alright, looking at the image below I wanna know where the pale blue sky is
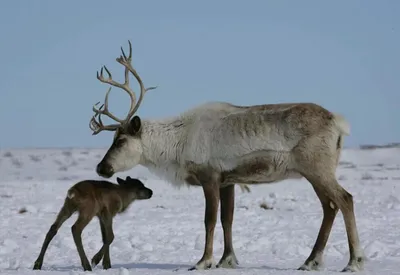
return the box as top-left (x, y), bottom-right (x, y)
top-left (0, 0), bottom-right (399, 148)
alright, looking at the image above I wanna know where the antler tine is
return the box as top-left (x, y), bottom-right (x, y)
top-left (96, 63), bottom-right (138, 124)
top-left (128, 68), bottom-right (158, 116)
top-left (91, 87), bottom-right (124, 123)
top-left (145, 86), bottom-right (158, 92)
top-left (89, 113), bottom-right (103, 135)
top-left (89, 112), bottom-right (120, 135)
top-left (120, 40), bottom-right (132, 63)
top-left (116, 40), bottom-right (157, 119)
top-left (89, 87), bottom-right (124, 135)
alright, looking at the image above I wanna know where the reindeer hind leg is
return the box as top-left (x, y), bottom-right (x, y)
top-left (298, 166), bottom-right (364, 272)
top-left (298, 184), bottom-right (338, 271)
top-left (294, 136), bottom-right (364, 272)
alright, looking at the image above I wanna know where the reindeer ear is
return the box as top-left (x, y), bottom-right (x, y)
top-left (128, 116), bottom-right (141, 135)
top-left (116, 177), bottom-right (125, 185)
top-left (126, 176), bottom-right (132, 181)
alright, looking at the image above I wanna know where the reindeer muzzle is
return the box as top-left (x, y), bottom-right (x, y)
top-left (96, 162), bottom-right (114, 178)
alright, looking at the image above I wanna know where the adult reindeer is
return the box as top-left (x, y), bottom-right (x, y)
top-left (90, 41), bottom-right (364, 272)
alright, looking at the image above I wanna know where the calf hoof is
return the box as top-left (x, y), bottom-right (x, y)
top-left (82, 263), bottom-right (92, 271)
top-left (103, 262), bottom-right (112, 270)
top-left (33, 260), bottom-right (42, 270)
top-left (91, 254), bottom-right (103, 268)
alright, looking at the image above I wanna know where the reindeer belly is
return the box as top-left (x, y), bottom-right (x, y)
top-left (221, 151), bottom-right (302, 185)
top-left (222, 161), bottom-right (282, 184)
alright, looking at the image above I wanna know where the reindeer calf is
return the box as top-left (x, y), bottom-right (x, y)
top-left (33, 176), bottom-right (153, 271)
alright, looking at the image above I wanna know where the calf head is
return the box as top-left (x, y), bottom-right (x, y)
top-left (116, 176), bottom-right (153, 200)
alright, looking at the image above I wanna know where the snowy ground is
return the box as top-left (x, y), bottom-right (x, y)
top-left (0, 147), bottom-right (399, 275)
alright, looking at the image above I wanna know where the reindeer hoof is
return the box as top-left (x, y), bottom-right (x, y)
top-left (298, 260), bottom-right (321, 271)
top-left (342, 265), bottom-right (361, 273)
top-left (188, 263), bottom-right (213, 271)
top-left (188, 258), bottom-right (216, 271)
top-left (342, 256), bottom-right (365, 272)
top-left (217, 253), bottom-right (239, 269)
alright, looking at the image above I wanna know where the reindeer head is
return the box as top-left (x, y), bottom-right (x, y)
top-left (89, 41), bottom-right (157, 178)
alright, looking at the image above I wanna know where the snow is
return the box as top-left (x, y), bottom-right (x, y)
top-left (0, 147), bottom-right (400, 275)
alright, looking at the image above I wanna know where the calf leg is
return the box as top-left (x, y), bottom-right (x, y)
top-left (239, 184), bottom-right (250, 193)
top-left (33, 200), bottom-right (75, 270)
top-left (100, 214), bottom-right (114, 269)
top-left (71, 214), bottom-right (93, 271)
top-left (217, 184), bottom-right (238, 268)
top-left (91, 218), bottom-right (107, 268)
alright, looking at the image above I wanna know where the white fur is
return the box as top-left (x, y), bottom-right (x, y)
top-left (99, 100), bottom-right (363, 272)
top-left (67, 190), bottom-right (75, 199)
top-left (332, 113), bottom-right (351, 136)
top-left (106, 101), bottom-right (348, 188)
top-left (109, 135), bottom-right (143, 172)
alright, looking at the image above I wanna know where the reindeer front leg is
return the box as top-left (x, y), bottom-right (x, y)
top-left (189, 179), bottom-right (220, 270)
top-left (217, 184), bottom-right (238, 268)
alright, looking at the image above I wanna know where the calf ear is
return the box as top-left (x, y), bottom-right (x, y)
top-left (128, 116), bottom-right (141, 135)
top-left (116, 177), bottom-right (125, 185)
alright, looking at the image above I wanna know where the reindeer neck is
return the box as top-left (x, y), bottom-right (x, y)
top-left (140, 118), bottom-right (186, 166)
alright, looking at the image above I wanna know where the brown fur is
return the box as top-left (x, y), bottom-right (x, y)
top-left (32, 177), bottom-right (152, 271)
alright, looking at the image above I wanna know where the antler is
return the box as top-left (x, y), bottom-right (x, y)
top-left (89, 40), bottom-right (157, 135)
